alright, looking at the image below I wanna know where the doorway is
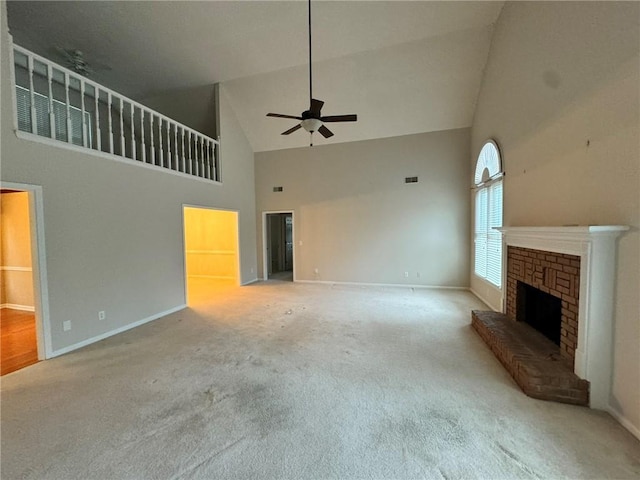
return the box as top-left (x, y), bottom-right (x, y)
top-left (183, 206), bottom-right (240, 305)
top-left (1, 187), bottom-right (48, 374)
top-left (263, 212), bottom-right (294, 281)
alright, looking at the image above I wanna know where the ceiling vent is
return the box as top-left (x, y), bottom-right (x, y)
top-left (273, 186), bottom-right (283, 192)
top-left (405, 176), bottom-right (418, 184)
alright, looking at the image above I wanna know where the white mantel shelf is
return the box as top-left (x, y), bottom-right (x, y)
top-left (496, 225), bottom-right (629, 410)
top-left (498, 225), bottom-right (628, 247)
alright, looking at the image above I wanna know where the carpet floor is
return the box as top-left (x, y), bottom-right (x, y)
top-left (1, 281), bottom-right (639, 479)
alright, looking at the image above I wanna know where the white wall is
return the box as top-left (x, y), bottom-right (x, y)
top-left (0, 3), bottom-right (257, 354)
top-left (255, 128), bottom-right (471, 287)
top-left (139, 84), bottom-right (218, 139)
top-left (471, 2), bottom-right (639, 435)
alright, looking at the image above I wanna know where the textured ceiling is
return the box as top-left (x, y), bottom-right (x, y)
top-left (6, 1), bottom-right (504, 152)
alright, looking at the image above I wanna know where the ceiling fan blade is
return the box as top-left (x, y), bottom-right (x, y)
top-left (318, 125), bottom-right (334, 138)
top-left (310, 99), bottom-right (324, 116)
top-left (267, 113), bottom-right (303, 120)
top-left (282, 124), bottom-right (302, 135)
top-left (321, 114), bottom-right (358, 123)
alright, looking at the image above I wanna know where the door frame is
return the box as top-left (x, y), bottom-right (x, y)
top-left (181, 204), bottom-right (241, 304)
top-left (262, 210), bottom-right (295, 281)
top-left (1, 181), bottom-right (52, 359)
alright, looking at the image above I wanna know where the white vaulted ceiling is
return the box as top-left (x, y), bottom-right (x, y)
top-left (6, 1), bottom-right (504, 152)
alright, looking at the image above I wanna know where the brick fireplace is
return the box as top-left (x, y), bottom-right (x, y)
top-left (496, 226), bottom-right (628, 409)
top-left (506, 246), bottom-right (580, 365)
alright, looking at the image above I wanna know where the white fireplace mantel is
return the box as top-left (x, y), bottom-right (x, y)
top-left (497, 225), bottom-right (629, 409)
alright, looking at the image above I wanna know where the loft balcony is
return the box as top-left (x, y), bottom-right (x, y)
top-left (10, 43), bottom-right (220, 182)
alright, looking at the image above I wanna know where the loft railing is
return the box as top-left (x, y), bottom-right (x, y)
top-left (11, 44), bottom-right (220, 182)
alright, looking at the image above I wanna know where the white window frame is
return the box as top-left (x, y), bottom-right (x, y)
top-left (474, 140), bottom-right (503, 288)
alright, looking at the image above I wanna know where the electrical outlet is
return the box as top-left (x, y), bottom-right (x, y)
top-left (314, 268), bottom-right (319, 275)
top-left (63, 320), bottom-right (71, 331)
top-left (98, 310), bottom-right (106, 321)
top-left (404, 271), bottom-right (409, 278)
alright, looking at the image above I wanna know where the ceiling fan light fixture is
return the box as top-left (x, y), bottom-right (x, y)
top-left (301, 118), bottom-right (322, 133)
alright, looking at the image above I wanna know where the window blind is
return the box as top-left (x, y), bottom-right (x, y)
top-left (16, 85), bottom-right (91, 148)
top-left (474, 179), bottom-right (503, 288)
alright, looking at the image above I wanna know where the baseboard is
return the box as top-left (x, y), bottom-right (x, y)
top-left (49, 304), bottom-right (187, 358)
top-left (295, 279), bottom-right (469, 290)
top-left (607, 405), bottom-right (640, 441)
top-left (241, 278), bottom-right (260, 286)
top-left (469, 288), bottom-right (500, 311)
top-left (1, 303), bottom-right (35, 312)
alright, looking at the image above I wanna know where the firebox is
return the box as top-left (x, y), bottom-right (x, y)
top-left (516, 281), bottom-right (562, 345)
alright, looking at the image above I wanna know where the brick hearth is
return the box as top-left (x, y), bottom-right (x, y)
top-left (472, 310), bottom-right (589, 406)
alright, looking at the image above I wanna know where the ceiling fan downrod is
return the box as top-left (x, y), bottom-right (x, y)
top-left (308, 0), bottom-right (313, 106)
top-left (265, 0), bottom-right (358, 144)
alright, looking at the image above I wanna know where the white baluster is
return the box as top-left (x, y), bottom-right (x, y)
top-left (200, 136), bottom-right (205, 177)
top-left (187, 131), bottom-right (192, 174)
top-left (166, 121), bottom-right (171, 168)
top-left (27, 55), bottom-right (37, 134)
top-left (180, 129), bottom-right (186, 173)
top-left (46, 64), bottom-right (55, 139)
top-left (64, 72), bottom-right (72, 143)
top-left (214, 143), bottom-right (219, 181)
top-left (107, 92), bottom-right (114, 153)
top-left (119, 98), bottom-right (125, 155)
top-left (140, 110), bottom-right (146, 163)
top-left (193, 135), bottom-right (199, 177)
top-left (194, 133), bottom-right (198, 176)
top-left (210, 141), bottom-right (215, 180)
top-left (149, 114), bottom-right (155, 165)
top-left (81, 82), bottom-right (87, 147)
top-left (203, 139), bottom-right (209, 179)
top-left (202, 137), bottom-right (210, 178)
top-left (130, 104), bottom-right (136, 160)
top-left (158, 118), bottom-right (164, 167)
top-left (94, 88), bottom-right (102, 151)
top-left (174, 125), bottom-right (179, 170)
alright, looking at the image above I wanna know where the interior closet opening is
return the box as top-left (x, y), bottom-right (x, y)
top-left (263, 212), bottom-right (294, 282)
top-left (183, 206), bottom-right (240, 306)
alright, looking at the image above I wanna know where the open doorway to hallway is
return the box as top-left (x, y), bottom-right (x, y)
top-left (183, 206), bottom-right (240, 306)
top-left (1, 190), bottom-right (38, 375)
top-left (264, 212), bottom-right (294, 282)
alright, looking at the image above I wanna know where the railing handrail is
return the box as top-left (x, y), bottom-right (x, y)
top-left (12, 44), bottom-right (219, 145)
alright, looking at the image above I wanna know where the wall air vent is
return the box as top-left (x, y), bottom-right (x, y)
top-left (273, 186), bottom-right (283, 192)
top-left (405, 176), bottom-right (418, 184)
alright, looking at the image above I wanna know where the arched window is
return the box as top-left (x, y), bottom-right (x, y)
top-left (474, 140), bottom-right (503, 287)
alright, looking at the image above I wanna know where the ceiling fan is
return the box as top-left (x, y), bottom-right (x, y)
top-left (267, 0), bottom-right (357, 146)
top-left (52, 47), bottom-right (111, 77)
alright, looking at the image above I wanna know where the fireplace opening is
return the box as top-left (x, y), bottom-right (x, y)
top-left (516, 281), bottom-right (562, 346)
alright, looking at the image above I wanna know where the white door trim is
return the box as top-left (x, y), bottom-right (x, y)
top-left (262, 210), bottom-right (295, 282)
top-left (1, 181), bottom-right (52, 359)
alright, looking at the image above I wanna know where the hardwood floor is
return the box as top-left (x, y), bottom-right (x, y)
top-left (1, 308), bottom-right (38, 375)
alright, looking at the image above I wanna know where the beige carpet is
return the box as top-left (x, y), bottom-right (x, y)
top-left (2, 282), bottom-right (639, 479)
